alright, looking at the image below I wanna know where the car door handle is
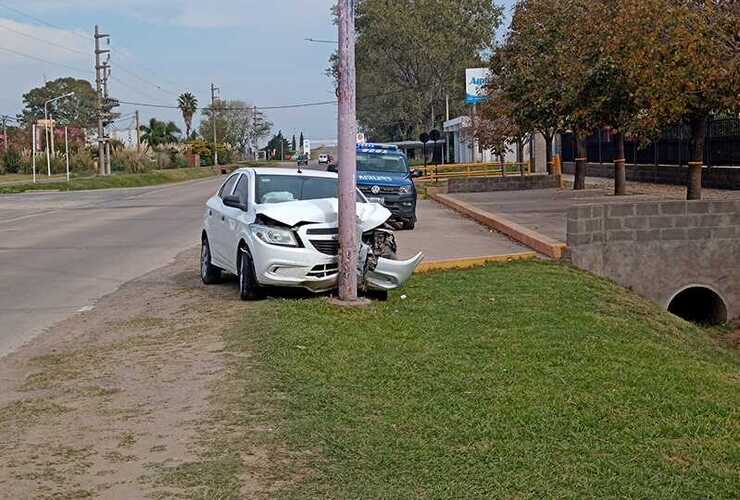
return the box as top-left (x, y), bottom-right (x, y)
top-left (209, 209), bottom-right (212, 216)
top-left (221, 215), bottom-right (225, 221)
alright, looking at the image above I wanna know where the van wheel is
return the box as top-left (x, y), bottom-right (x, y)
top-left (201, 237), bottom-right (221, 284)
top-left (239, 249), bottom-right (263, 301)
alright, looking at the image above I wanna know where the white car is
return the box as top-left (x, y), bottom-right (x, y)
top-left (318, 154), bottom-right (329, 164)
top-left (201, 168), bottom-right (423, 300)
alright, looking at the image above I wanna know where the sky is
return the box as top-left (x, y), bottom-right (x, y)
top-left (0, 0), bottom-right (516, 145)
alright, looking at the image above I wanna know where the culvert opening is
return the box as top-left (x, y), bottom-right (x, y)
top-left (668, 287), bottom-right (728, 325)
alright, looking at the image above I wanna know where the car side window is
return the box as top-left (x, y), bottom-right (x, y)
top-left (234, 175), bottom-right (249, 207)
top-left (218, 174), bottom-right (239, 199)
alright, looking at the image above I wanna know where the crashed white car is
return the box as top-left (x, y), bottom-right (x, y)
top-left (201, 168), bottom-right (423, 300)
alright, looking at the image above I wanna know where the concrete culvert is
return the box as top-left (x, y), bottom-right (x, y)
top-left (668, 286), bottom-right (728, 325)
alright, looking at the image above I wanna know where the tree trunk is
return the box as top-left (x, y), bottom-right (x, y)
top-left (517, 140), bottom-right (524, 176)
top-left (614, 131), bottom-right (627, 196)
top-left (574, 133), bottom-right (587, 190)
top-left (545, 133), bottom-right (553, 174)
top-left (687, 116), bottom-right (706, 201)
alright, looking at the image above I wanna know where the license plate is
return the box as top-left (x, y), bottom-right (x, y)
top-left (367, 197), bottom-right (385, 205)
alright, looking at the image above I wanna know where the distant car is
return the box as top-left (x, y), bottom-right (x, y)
top-left (296, 154), bottom-right (309, 167)
top-left (318, 154), bottom-right (329, 164)
top-left (200, 168), bottom-right (423, 301)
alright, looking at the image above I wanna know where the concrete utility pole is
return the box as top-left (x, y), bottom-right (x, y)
top-left (31, 124), bottom-right (37, 184)
top-left (1, 116), bottom-right (7, 153)
top-left (135, 110), bottom-right (141, 153)
top-left (211, 83), bottom-right (220, 166)
top-left (64, 126), bottom-right (70, 182)
top-left (336, 0), bottom-right (358, 302)
top-left (102, 59), bottom-right (112, 175)
top-left (95, 25), bottom-right (110, 176)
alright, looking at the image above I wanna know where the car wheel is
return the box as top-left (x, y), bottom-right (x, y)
top-left (239, 249), bottom-right (263, 301)
top-left (201, 237), bottom-right (221, 284)
top-left (404, 218), bottom-right (416, 230)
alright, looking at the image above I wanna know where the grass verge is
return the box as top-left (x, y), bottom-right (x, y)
top-left (224, 260), bottom-right (739, 498)
top-left (0, 167), bottom-right (223, 193)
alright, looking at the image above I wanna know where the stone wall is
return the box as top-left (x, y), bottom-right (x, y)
top-left (562, 162), bottom-right (740, 190)
top-left (567, 200), bottom-right (740, 320)
top-left (447, 174), bottom-right (561, 194)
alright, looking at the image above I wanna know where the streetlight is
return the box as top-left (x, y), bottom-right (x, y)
top-left (44, 92), bottom-right (75, 176)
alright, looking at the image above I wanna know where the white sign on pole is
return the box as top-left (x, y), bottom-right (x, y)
top-left (465, 68), bottom-right (491, 104)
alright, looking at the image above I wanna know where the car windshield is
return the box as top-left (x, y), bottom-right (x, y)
top-left (255, 174), bottom-right (366, 204)
top-left (357, 153), bottom-right (408, 173)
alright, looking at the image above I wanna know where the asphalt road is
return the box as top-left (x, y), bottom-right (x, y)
top-left (0, 175), bottom-right (226, 356)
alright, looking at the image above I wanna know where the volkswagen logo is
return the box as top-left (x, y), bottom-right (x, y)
top-left (371, 185), bottom-right (381, 195)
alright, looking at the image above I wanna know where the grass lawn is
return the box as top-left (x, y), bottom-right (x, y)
top-left (0, 167), bottom-right (223, 193)
top-left (221, 261), bottom-right (739, 499)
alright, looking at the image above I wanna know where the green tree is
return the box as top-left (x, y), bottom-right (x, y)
top-left (264, 131), bottom-right (290, 160)
top-left (331, 0), bottom-right (503, 141)
top-left (291, 134), bottom-right (297, 152)
top-left (612, 0), bottom-right (739, 199)
top-left (177, 92), bottom-right (198, 139)
top-left (199, 100), bottom-right (272, 155)
top-left (299, 131), bottom-right (304, 151)
top-left (18, 77), bottom-right (104, 129)
top-left (139, 118), bottom-right (181, 148)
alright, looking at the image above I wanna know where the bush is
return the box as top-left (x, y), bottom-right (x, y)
top-left (0, 148), bottom-right (22, 174)
top-left (71, 149), bottom-right (97, 176)
top-left (111, 150), bottom-right (150, 174)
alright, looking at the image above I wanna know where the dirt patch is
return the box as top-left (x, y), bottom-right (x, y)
top-left (0, 248), bottom-right (290, 498)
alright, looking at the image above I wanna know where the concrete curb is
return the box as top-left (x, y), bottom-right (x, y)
top-left (431, 192), bottom-right (567, 260)
top-left (415, 252), bottom-right (538, 273)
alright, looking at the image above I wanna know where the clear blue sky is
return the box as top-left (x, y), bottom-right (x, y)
top-left (0, 0), bottom-right (515, 143)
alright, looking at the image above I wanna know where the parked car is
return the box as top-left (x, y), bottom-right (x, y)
top-left (201, 168), bottom-right (423, 300)
top-left (329, 144), bottom-right (420, 229)
top-left (318, 153), bottom-right (329, 164)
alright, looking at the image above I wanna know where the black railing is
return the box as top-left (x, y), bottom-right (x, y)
top-left (561, 118), bottom-right (740, 167)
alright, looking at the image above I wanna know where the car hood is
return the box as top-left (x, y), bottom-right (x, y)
top-left (256, 198), bottom-right (392, 232)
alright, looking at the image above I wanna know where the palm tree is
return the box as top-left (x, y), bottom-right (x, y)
top-left (177, 92), bottom-right (198, 139)
top-left (139, 118), bottom-right (181, 148)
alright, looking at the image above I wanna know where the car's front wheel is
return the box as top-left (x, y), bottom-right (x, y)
top-left (239, 249), bottom-right (263, 301)
top-left (201, 237), bottom-right (221, 284)
top-left (403, 218), bottom-right (416, 230)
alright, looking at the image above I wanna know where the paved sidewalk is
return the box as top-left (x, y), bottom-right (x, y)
top-left (395, 200), bottom-right (530, 260)
top-left (562, 174), bottom-right (740, 200)
top-left (447, 189), bottom-right (667, 243)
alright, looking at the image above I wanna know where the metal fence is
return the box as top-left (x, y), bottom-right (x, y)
top-left (561, 118), bottom-right (740, 167)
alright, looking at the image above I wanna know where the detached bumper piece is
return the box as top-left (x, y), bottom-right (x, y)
top-left (365, 253), bottom-right (424, 290)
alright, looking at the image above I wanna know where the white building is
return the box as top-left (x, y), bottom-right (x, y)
top-left (443, 115), bottom-right (549, 173)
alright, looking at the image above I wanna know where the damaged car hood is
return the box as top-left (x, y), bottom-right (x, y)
top-left (255, 198), bottom-right (392, 232)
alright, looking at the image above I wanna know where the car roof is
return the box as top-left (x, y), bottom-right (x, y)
top-left (234, 167), bottom-right (338, 178)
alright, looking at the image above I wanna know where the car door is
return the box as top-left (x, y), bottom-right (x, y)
top-left (208, 173), bottom-right (240, 269)
top-left (221, 173), bottom-right (251, 270)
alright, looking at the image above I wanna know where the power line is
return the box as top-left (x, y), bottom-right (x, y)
top-left (0, 45), bottom-right (92, 75)
top-left (116, 99), bottom-right (339, 111)
top-left (0, 23), bottom-right (89, 56)
top-left (0, 2), bottom-right (92, 40)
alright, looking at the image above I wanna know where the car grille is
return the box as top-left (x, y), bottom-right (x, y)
top-left (359, 185), bottom-right (398, 195)
top-left (307, 263), bottom-right (339, 278)
top-left (310, 239), bottom-right (339, 255)
top-left (306, 227), bottom-right (338, 235)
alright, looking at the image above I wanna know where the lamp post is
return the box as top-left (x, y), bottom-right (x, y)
top-left (43, 92), bottom-right (75, 176)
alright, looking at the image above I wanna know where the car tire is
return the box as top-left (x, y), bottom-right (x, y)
top-left (239, 249), bottom-right (263, 301)
top-left (201, 237), bottom-right (221, 284)
top-left (404, 218), bottom-right (416, 230)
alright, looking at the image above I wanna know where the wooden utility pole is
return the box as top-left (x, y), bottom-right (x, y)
top-left (1, 116), bottom-right (7, 153)
top-left (336, 0), bottom-right (358, 301)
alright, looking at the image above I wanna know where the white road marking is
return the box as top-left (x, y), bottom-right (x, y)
top-left (78, 305), bottom-right (94, 312)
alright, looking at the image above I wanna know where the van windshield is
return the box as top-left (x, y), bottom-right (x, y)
top-left (357, 153), bottom-right (408, 173)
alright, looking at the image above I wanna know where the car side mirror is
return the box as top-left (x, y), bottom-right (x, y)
top-left (411, 168), bottom-right (423, 178)
top-left (222, 195), bottom-right (246, 211)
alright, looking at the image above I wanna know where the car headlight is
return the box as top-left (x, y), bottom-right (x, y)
top-left (250, 224), bottom-right (299, 247)
top-left (399, 184), bottom-right (412, 194)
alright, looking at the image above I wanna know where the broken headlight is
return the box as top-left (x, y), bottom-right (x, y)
top-left (250, 224), bottom-right (299, 247)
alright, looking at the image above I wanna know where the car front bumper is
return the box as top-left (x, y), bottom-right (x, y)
top-left (360, 189), bottom-right (417, 220)
top-left (250, 228), bottom-right (423, 293)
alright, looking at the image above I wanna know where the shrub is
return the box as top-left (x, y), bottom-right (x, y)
top-left (71, 149), bottom-right (97, 176)
top-left (1, 148), bottom-right (22, 174)
top-left (111, 150), bottom-right (151, 174)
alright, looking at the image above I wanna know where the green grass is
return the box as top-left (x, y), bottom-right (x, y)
top-left (225, 261), bottom-right (739, 499)
top-left (0, 167), bottom-right (223, 193)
